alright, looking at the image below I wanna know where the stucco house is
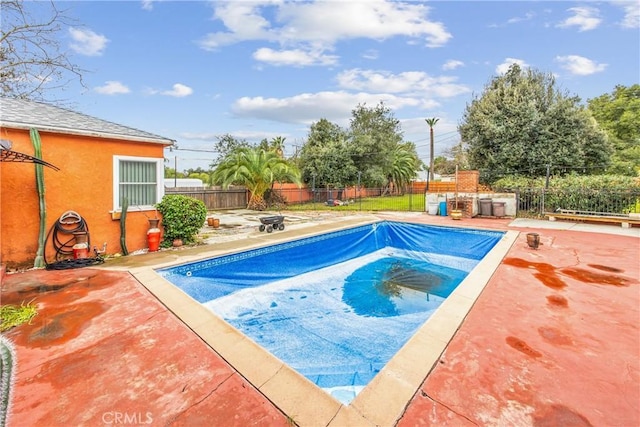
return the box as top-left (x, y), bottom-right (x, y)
top-left (0, 97), bottom-right (175, 270)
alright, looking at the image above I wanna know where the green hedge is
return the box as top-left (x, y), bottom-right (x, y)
top-left (493, 174), bottom-right (640, 191)
top-left (156, 195), bottom-right (207, 247)
top-left (494, 174), bottom-right (640, 214)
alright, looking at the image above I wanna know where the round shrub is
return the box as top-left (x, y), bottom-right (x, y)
top-left (156, 195), bottom-right (207, 246)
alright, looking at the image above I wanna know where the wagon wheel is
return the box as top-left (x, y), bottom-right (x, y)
top-left (259, 224), bottom-right (265, 232)
top-left (278, 223), bottom-right (285, 231)
top-left (267, 225), bottom-right (273, 233)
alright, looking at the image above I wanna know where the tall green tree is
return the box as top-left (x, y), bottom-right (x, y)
top-left (298, 118), bottom-right (356, 189)
top-left (212, 147), bottom-right (301, 210)
top-left (588, 84), bottom-right (640, 176)
top-left (347, 102), bottom-right (407, 187)
top-left (298, 104), bottom-right (420, 190)
top-left (210, 133), bottom-right (251, 168)
top-left (425, 117), bottom-right (439, 180)
top-left (443, 141), bottom-right (469, 171)
top-left (258, 136), bottom-right (286, 158)
top-left (459, 64), bottom-right (611, 184)
top-left (433, 155), bottom-right (456, 175)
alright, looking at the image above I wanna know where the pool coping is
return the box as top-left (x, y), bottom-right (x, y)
top-left (130, 218), bottom-right (519, 426)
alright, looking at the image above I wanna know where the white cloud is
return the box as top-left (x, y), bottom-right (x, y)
top-left (557, 7), bottom-right (601, 31)
top-left (68, 28), bottom-right (109, 56)
top-left (495, 58), bottom-right (529, 74)
top-left (442, 60), bottom-right (464, 71)
top-left (488, 11), bottom-right (535, 28)
top-left (198, 2), bottom-right (278, 50)
top-left (556, 55), bottom-right (607, 75)
top-left (141, 1), bottom-right (154, 11)
top-left (336, 69), bottom-right (470, 98)
top-left (507, 12), bottom-right (535, 24)
top-left (612, 1), bottom-right (640, 28)
top-left (253, 47), bottom-right (338, 66)
top-left (229, 66), bottom-right (470, 126)
top-left (231, 91), bottom-right (426, 126)
top-left (276, 1), bottom-right (451, 47)
top-left (161, 83), bottom-right (194, 97)
top-left (362, 49), bottom-right (379, 60)
top-left (198, 0), bottom-right (452, 66)
top-left (94, 81), bottom-right (130, 95)
top-left (162, 83), bottom-right (194, 97)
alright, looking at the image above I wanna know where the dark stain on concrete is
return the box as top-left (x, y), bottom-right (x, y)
top-left (538, 326), bottom-right (573, 346)
top-left (546, 294), bottom-right (569, 308)
top-left (13, 301), bottom-right (106, 348)
top-left (533, 403), bottom-right (593, 427)
top-left (505, 258), bottom-right (635, 290)
top-left (2, 271), bottom-right (112, 305)
top-left (587, 264), bottom-right (623, 273)
top-left (504, 258), bottom-right (567, 290)
top-left (2, 270), bottom-right (114, 348)
top-left (534, 272), bottom-right (567, 290)
top-left (560, 267), bottom-right (633, 287)
top-left (505, 336), bottom-right (542, 358)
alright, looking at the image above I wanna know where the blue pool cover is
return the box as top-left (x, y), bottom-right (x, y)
top-left (158, 221), bottom-right (503, 404)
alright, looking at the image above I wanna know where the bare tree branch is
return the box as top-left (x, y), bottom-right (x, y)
top-left (0, 0), bottom-right (88, 102)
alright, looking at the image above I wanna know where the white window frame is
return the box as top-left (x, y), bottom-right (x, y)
top-left (112, 155), bottom-right (164, 212)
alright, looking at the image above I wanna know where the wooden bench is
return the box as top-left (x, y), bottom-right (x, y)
top-left (544, 210), bottom-right (640, 228)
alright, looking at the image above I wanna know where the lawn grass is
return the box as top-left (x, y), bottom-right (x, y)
top-left (282, 193), bottom-right (425, 212)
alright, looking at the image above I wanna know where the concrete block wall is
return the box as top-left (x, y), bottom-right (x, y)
top-left (425, 192), bottom-right (517, 217)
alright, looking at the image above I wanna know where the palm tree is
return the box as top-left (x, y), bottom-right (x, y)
top-left (270, 136), bottom-right (286, 158)
top-left (390, 145), bottom-right (418, 194)
top-left (212, 147), bottom-right (301, 210)
top-left (425, 117), bottom-right (439, 181)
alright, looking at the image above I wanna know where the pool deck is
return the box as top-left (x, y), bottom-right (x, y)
top-left (2, 212), bottom-right (638, 426)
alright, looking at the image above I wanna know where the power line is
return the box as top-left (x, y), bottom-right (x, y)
top-left (168, 147), bottom-right (221, 153)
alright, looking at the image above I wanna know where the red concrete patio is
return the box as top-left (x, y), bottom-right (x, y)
top-left (1, 213), bottom-right (638, 426)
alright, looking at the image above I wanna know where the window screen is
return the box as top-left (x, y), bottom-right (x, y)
top-left (119, 160), bottom-right (157, 207)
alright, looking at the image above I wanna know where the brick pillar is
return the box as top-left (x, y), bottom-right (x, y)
top-left (456, 170), bottom-right (479, 192)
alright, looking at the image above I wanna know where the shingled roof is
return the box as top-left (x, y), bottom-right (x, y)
top-left (0, 97), bottom-right (175, 145)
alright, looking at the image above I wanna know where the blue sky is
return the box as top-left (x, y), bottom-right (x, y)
top-left (35, 1), bottom-right (640, 172)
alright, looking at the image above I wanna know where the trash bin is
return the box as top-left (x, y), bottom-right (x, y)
top-left (439, 201), bottom-right (447, 216)
top-left (479, 198), bottom-right (493, 216)
top-left (428, 202), bottom-right (439, 215)
top-left (492, 202), bottom-right (506, 218)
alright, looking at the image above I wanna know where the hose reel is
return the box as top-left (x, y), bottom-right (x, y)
top-left (44, 210), bottom-right (105, 270)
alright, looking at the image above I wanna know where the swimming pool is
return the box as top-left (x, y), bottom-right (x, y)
top-left (158, 221), bottom-right (504, 404)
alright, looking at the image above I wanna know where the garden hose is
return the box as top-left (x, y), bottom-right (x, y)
top-left (43, 211), bottom-right (103, 270)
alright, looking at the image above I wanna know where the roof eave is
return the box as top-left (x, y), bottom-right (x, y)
top-left (0, 121), bottom-right (176, 146)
